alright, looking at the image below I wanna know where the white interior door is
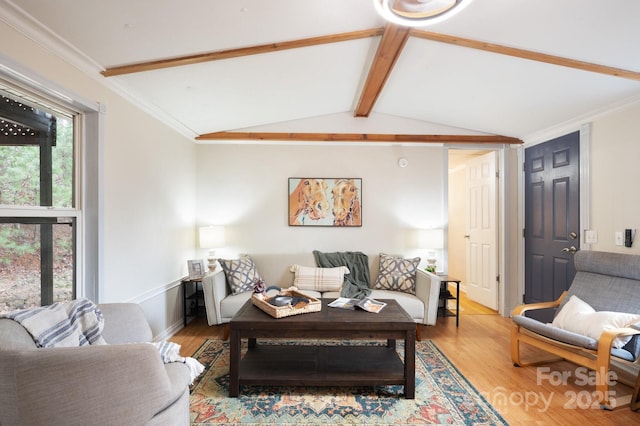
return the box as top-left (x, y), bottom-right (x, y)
top-left (466, 152), bottom-right (498, 310)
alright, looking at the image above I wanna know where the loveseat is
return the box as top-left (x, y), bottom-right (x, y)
top-left (511, 250), bottom-right (640, 409)
top-left (202, 252), bottom-right (441, 327)
top-left (0, 303), bottom-right (191, 425)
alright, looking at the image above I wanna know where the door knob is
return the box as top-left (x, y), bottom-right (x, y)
top-left (562, 246), bottom-right (578, 253)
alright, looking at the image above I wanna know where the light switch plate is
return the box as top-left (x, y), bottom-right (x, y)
top-left (615, 231), bottom-right (624, 246)
top-left (584, 230), bottom-right (597, 244)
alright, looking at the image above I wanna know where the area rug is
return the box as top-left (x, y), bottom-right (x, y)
top-left (189, 339), bottom-right (507, 425)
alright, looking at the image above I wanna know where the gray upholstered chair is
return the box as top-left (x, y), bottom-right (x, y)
top-left (0, 303), bottom-right (190, 425)
top-left (511, 251), bottom-right (640, 410)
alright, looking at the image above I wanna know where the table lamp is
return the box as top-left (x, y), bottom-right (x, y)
top-left (199, 225), bottom-right (226, 272)
top-left (419, 228), bottom-right (444, 273)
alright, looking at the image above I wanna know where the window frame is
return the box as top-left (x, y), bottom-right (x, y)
top-left (0, 57), bottom-right (102, 303)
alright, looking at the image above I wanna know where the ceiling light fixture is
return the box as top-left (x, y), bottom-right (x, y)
top-left (373, 0), bottom-right (473, 27)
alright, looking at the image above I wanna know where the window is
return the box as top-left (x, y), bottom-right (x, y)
top-left (0, 82), bottom-right (79, 313)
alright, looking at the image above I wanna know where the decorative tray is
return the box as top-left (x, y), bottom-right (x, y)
top-left (251, 287), bottom-right (321, 319)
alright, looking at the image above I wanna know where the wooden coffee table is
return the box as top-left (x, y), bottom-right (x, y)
top-left (229, 298), bottom-right (416, 398)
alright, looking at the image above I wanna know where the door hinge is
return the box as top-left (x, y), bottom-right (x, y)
top-left (522, 294), bottom-right (526, 303)
top-left (496, 275), bottom-right (500, 284)
top-left (523, 228), bottom-right (526, 238)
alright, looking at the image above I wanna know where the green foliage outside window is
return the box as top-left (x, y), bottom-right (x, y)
top-left (0, 119), bottom-right (73, 208)
top-left (0, 116), bottom-right (75, 311)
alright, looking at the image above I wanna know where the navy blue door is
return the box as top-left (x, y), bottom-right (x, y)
top-left (524, 131), bottom-right (580, 321)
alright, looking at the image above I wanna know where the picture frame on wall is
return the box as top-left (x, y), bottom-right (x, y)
top-left (187, 259), bottom-right (206, 279)
top-left (288, 178), bottom-right (362, 227)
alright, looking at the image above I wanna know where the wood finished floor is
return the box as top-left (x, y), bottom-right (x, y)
top-left (172, 303), bottom-right (639, 425)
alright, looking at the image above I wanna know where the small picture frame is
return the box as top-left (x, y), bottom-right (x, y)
top-left (187, 259), bottom-right (206, 279)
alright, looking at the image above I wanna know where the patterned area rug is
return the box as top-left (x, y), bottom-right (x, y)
top-left (189, 339), bottom-right (507, 425)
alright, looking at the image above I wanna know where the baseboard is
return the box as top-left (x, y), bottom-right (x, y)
top-left (154, 319), bottom-right (184, 342)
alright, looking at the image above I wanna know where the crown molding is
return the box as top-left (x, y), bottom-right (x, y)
top-left (522, 93), bottom-right (640, 146)
top-left (0, 1), bottom-right (103, 76)
top-left (0, 0), bottom-right (197, 140)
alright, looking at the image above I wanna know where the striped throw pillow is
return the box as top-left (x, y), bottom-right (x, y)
top-left (290, 265), bottom-right (350, 292)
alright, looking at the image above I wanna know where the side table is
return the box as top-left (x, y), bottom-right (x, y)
top-left (437, 275), bottom-right (460, 327)
top-left (182, 277), bottom-right (204, 326)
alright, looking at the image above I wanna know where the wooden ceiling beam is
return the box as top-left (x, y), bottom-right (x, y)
top-left (101, 28), bottom-right (384, 77)
top-left (101, 26), bottom-right (640, 82)
top-left (196, 131), bottom-right (522, 144)
top-left (354, 23), bottom-right (411, 117)
top-left (412, 30), bottom-right (640, 81)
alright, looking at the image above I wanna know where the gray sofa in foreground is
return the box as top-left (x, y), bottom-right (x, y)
top-left (0, 303), bottom-right (190, 426)
top-left (511, 250), bottom-right (640, 409)
top-left (202, 252), bottom-right (441, 327)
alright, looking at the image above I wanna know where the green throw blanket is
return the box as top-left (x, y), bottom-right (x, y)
top-left (313, 250), bottom-right (372, 298)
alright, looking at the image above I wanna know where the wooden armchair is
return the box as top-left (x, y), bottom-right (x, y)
top-left (511, 251), bottom-right (640, 410)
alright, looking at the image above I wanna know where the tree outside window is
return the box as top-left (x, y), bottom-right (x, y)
top-left (0, 91), bottom-right (76, 313)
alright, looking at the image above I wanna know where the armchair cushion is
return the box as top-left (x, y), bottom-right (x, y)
top-left (220, 255), bottom-right (263, 295)
top-left (373, 253), bottom-right (421, 295)
top-left (513, 314), bottom-right (598, 349)
top-left (551, 295), bottom-right (640, 348)
top-left (620, 328), bottom-right (640, 361)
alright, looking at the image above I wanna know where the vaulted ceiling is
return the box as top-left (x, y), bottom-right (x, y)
top-left (2, 0), bottom-right (640, 145)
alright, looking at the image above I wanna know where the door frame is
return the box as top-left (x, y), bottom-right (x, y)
top-left (514, 124), bottom-right (592, 312)
top-left (446, 146), bottom-right (512, 315)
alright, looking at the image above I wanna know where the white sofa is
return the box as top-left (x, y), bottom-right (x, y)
top-left (202, 252), bottom-right (441, 326)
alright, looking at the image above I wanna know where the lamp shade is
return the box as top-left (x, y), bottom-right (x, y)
top-left (199, 226), bottom-right (225, 249)
top-left (419, 228), bottom-right (444, 249)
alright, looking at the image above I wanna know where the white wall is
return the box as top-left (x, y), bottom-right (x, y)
top-left (196, 143), bottom-right (445, 263)
top-left (589, 102), bottom-right (640, 254)
top-left (0, 19), bottom-right (197, 337)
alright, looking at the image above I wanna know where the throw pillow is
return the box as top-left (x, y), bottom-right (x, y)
top-left (552, 295), bottom-right (640, 348)
top-left (219, 255), bottom-right (263, 295)
top-left (373, 253), bottom-right (420, 295)
top-left (552, 295), bottom-right (595, 327)
top-left (290, 265), bottom-right (350, 292)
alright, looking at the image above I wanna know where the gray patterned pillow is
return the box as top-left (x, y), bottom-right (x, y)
top-left (219, 255), bottom-right (263, 295)
top-left (373, 253), bottom-right (421, 295)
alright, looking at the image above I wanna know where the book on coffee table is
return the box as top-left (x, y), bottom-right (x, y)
top-left (328, 297), bottom-right (387, 313)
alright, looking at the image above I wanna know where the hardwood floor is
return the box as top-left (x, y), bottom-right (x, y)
top-left (172, 312), bottom-right (639, 425)
top-left (455, 286), bottom-right (499, 315)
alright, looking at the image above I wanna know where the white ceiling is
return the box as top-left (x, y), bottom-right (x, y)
top-left (2, 0), bottom-right (640, 142)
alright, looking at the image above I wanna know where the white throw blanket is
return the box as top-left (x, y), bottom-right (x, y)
top-left (152, 340), bottom-right (205, 384)
top-left (3, 298), bottom-right (204, 383)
